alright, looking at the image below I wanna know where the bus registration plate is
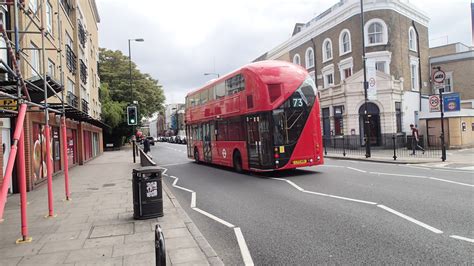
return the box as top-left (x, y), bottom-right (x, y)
top-left (292, 159), bottom-right (307, 165)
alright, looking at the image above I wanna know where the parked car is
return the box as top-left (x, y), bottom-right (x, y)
top-left (177, 135), bottom-right (186, 144)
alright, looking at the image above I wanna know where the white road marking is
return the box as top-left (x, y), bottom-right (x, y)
top-left (450, 235), bottom-right (474, 243)
top-left (272, 178), bottom-right (304, 191)
top-left (192, 207), bottom-right (235, 228)
top-left (347, 167), bottom-right (367, 173)
top-left (191, 192), bottom-right (196, 208)
top-left (377, 205), bottom-right (443, 234)
top-left (162, 168), bottom-right (168, 175)
top-left (159, 162), bottom-right (190, 167)
top-left (302, 190), bottom-right (328, 197)
top-left (326, 194), bottom-right (377, 205)
top-left (164, 173), bottom-right (252, 264)
top-left (459, 166), bottom-right (474, 171)
top-left (371, 172), bottom-right (473, 187)
top-left (234, 227), bottom-right (255, 266)
top-left (320, 165), bottom-right (345, 168)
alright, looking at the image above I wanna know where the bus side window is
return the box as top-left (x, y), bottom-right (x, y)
top-left (215, 82), bottom-right (225, 99)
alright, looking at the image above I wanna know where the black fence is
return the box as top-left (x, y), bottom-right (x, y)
top-left (323, 134), bottom-right (443, 160)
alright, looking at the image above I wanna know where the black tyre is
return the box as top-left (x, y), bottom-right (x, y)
top-left (233, 151), bottom-right (243, 173)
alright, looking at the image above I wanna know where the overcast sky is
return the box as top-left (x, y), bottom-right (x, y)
top-left (96, 0), bottom-right (472, 105)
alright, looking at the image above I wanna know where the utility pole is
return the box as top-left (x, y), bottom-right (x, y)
top-left (439, 88), bottom-right (446, 161)
top-left (128, 38), bottom-right (144, 163)
top-left (360, 0), bottom-right (371, 158)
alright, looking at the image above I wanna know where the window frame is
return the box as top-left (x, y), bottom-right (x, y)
top-left (293, 54), bottom-right (301, 65)
top-left (410, 56), bottom-right (419, 91)
top-left (46, 1), bottom-right (53, 34)
top-left (305, 47), bottom-right (314, 69)
top-left (364, 18), bottom-right (388, 47)
top-left (321, 64), bottom-right (335, 88)
top-left (408, 27), bottom-right (417, 52)
top-left (339, 29), bottom-right (352, 55)
top-left (30, 42), bottom-right (40, 77)
top-left (338, 57), bottom-right (353, 81)
top-left (322, 38), bottom-right (333, 62)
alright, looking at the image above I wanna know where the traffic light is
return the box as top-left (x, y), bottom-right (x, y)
top-left (127, 105), bottom-right (138, 125)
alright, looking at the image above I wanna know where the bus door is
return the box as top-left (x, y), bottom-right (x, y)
top-left (203, 123), bottom-right (212, 163)
top-left (246, 114), bottom-right (273, 169)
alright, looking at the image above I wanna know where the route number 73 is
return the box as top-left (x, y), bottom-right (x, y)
top-left (292, 98), bottom-right (303, 107)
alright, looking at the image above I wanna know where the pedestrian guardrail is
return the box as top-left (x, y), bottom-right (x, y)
top-left (323, 134), bottom-right (443, 160)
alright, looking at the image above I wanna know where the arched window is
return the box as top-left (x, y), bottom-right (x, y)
top-left (305, 48), bottom-right (314, 68)
top-left (339, 29), bottom-right (351, 55)
top-left (322, 38), bottom-right (332, 62)
top-left (293, 54), bottom-right (301, 65)
top-left (364, 18), bottom-right (388, 46)
top-left (408, 27), bottom-right (417, 51)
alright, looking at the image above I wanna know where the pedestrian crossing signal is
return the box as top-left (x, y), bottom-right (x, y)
top-left (127, 105), bottom-right (138, 126)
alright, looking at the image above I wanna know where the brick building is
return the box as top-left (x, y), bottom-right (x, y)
top-left (0, 0), bottom-right (104, 193)
top-left (255, 0), bottom-right (430, 146)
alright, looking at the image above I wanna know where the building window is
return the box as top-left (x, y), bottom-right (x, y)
top-left (47, 59), bottom-right (55, 77)
top-left (410, 56), bottom-right (419, 91)
top-left (29, 0), bottom-right (38, 13)
top-left (408, 27), bottom-right (417, 51)
top-left (293, 54), bottom-right (301, 65)
top-left (67, 78), bottom-right (74, 93)
top-left (339, 29), bottom-right (351, 55)
top-left (30, 42), bottom-right (39, 77)
top-left (322, 38), bottom-right (333, 62)
top-left (325, 73), bottom-right (333, 86)
top-left (338, 57), bottom-right (353, 81)
top-left (46, 2), bottom-right (53, 34)
top-left (375, 61), bottom-right (386, 73)
top-left (365, 18), bottom-right (388, 46)
top-left (305, 48), bottom-right (314, 68)
top-left (395, 102), bottom-right (402, 133)
top-left (334, 106), bottom-right (344, 135)
top-left (444, 72), bottom-right (453, 92)
top-left (321, 64), bottom-right (334, 88)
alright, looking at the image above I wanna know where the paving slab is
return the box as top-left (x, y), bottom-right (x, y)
top-left (64, 246), bottom-right (113, 263)
top-left (18, 251), bottom-right (69, 265)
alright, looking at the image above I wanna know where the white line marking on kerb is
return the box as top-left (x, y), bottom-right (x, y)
top-left (377, 205), bottom-right (443, 234)
top-left (173, 185), bottom-right (194, 193)
top-left (450, 235), bottom-right (474, 243)
top-left (192, 207), bottom-right (235, 228)
top-left (234, 227), bottom-right (254, 266)
top-left (347, 167), bottom-right (367, 173)
top-left (162, 168), bottom-right (168, 175)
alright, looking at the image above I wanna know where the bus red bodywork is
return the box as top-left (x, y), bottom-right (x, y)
top-left (185, 60), bottom-right (323, 172)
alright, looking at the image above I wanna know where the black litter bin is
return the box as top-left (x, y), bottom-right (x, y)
top-left (132, 166), bottom-right (163, 219)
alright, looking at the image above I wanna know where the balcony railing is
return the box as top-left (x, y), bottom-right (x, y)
top-left (67, 91), bottom-right (78, 108)
top-left (78, 21), bottom-right (87, 48)
top-left (81, 98), bottom-right (89, 114)
top-left (65, 44), bottom-right (77, 74)
top-left (80, 59), bottom-right (87, 84)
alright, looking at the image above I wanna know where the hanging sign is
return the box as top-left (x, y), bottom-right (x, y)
top-left (366, 59), bottom-right (377, 100)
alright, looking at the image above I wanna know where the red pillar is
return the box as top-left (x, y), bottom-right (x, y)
top-left (16, 129), bottom-right (31, 243)
top-left (44, 125), bottom-right (55, 217)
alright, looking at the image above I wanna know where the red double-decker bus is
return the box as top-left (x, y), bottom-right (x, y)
top-left (185, 60), bottom-right (323, 172)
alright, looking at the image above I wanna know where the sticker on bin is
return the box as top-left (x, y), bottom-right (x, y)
top-left (146, 181), bottom-right (158, 197)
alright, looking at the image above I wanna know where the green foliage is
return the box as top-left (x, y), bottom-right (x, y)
top-left (99, 48), bottom-right (165, 145)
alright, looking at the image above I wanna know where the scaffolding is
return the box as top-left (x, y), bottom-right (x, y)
top-left (0, 0), bottom-right (72, 244)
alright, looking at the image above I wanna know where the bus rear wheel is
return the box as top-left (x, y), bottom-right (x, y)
top-left (233, 151), bottom-right (243, 173)
top-left (194, 148), bottom-right (200, 163)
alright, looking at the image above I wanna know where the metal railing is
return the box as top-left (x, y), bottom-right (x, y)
top-left (80, 59), bottom-right (87, 84)
top-left (81, 98), bottom-right (89, 114)
top-left (65, 44), bottom-right (76, 74)
top-left (323, 134), bottom-right (443, 160)
top-left (78, 21), bottom-right (87, 48)
top-left (67, 91), bottom-right (78, 108)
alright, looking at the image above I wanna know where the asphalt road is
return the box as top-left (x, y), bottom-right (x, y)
top-left (151, 142), bottom-right (473, 265)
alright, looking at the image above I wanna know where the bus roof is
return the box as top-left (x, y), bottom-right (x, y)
top-left (186, 60), bottom-right (305, 97)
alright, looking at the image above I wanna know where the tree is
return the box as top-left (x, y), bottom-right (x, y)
top-left (99, 48), bottom-right (165, 146)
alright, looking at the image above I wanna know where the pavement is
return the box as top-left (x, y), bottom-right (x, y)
top-left (0, 148), bottom-right (223, 265)
top-left (153, 141), bottom-right (473, 264)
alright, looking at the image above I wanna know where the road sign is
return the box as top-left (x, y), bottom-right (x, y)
top-left (367, 59), bottom-right (377, 100)
top-left (443, 92), bottom-right (460, 112)
top-left (429, 95), bottom-right (440, 112)
top-left (432, 70), bottom-right (446, 83)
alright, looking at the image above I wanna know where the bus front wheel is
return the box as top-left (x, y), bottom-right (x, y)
top-left (233, 151), bottom-right (243, 173)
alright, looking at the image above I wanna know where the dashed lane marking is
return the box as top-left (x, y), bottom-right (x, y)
top-left (347, 167), bottom-right (367, 173)
top-left (377, 205), bottom-right (443, 234)
top-left (449, 235), bottom-right (474, 244)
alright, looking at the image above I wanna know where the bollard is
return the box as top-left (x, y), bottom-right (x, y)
top-left (392, 135), bottom-right (397, 161)
top-left (324, 138), bottom-right (327, 156)
top-left (155, 224), bottom-right (166, 266)
top-left (132, 140), bottom-right (136, 163)
top-left (342, 136), bottom-right (346, 157)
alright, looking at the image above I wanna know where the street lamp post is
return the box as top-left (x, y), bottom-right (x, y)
top-left (360, 0), bottom-right (371, 158)
top-left (128, 38), bottom-right (144, 163)
top-left (204, 72), bottom-right (220, 78)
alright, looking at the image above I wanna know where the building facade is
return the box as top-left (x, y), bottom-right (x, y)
top-left (255, 0), bottom-right (430, 146)
top-left (0, 0), bottom-right (104, 193)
